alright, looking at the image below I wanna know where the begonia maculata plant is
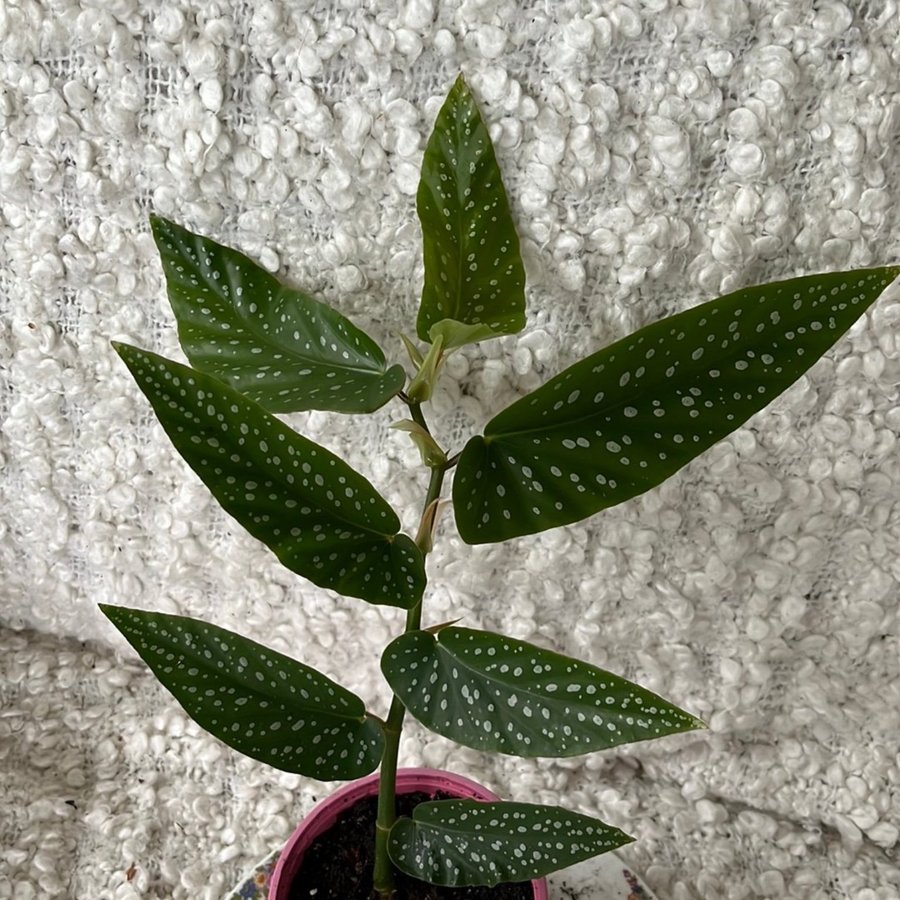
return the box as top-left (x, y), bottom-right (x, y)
top-left (101, 75), bottom-right (898, 896)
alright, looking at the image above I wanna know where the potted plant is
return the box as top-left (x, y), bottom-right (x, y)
top-left (99, 75), bottom-right (898, 898)
top-left (270, 768), bottom-right (549, 899)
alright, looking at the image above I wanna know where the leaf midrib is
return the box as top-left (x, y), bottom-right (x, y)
top-left (268, 287), bottom-right (393, 377)
top-left (216, 257), bottom-right (392, 378)
top-left (483, 313), bottom-right (806, 443)
top-left (410, 805), bottom-right (548, 840)
top-left (178, 656), bottom-right (366, 723)
top-left (233, 422), bottom-right (403, 540)
top-left (484, 267), bottom-right (900, 442)
top-left (431, 631), bottom-right (602, 732)
top-left (164, 224), bottom-right (393, 379)
top-left (427, 89), bottom-right (486, 327)
top-left (123, 345), bottom-right (403, 539)
top-left (106, 607), bottom-right (367, 721)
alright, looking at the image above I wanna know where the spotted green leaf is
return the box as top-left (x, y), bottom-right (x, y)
top-left (416, 76), bottom-right (526, 348)
top-left (100, 605), bottom-right (384, 779)
top-left (114, 343), bottom-right (425, 608)
top-left (382, 627), bottom-right (703, 757)
top-left (389, 800), bottom-right (632, 887)
top-left (150, 216), bottom-right (405, 414)
top-left (454, 266), bottom-right (900, 543)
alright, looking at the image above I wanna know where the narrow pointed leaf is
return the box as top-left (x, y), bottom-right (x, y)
top-left (389, 800), bottom-right (632, 887)
top-left (414, 499), bottom-right (441, 554)
top-left (100, 605), bottom-right (384, 779)
top-left (454, 266), bottom-right (900, 543)
top-left (150, 216), bottom-right (405, 414)
top-left (416, 76), bottom-right (526, 347)
top-left (428, 318), bottom-right (498, 350)
top-left (390, 420), bottom-right (448, 468)
top-left (114, 343), bottom-right (425, 608)
top-left (400, 333), bottom-right (425, 368)
top-left (406, 333), bottom-right (444, 404)
top-left (382, 627), bottom-right (703, 757)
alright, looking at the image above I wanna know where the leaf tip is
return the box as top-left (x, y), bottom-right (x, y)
top-left (111, 342), bottom-right (143, 371)
top-left (400, 332), bottom-right (425, 368)
top-left (148, 213), bottom-right (171, 240)
top-left (97, 603), bottom-right (123, 626)
top-left (424, 617), bottom-right (463, 635)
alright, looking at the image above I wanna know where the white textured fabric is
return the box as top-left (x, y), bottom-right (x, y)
top-left (2, 1), bottom-right (900, 897)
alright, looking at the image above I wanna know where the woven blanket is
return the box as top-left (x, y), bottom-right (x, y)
top-left (2, 1), bottom-right (899, 897)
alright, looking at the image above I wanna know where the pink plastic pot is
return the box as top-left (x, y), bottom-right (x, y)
top-left (268, 767), bottom-right (549, 899)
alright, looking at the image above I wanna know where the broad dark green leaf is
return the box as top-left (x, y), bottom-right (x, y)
top-left (416, 76), bottom-right (526, 348)
top-left (150, 216), bottom-right (405, 414)
top-left (100, 605), bottom-right (384, 779)
top-left (382, 627), bottom-right (703, 757)
top-left (389, 800), bottom-right (631, 887)
top-left (114, 343), bottom-right (425, 608)
top-left (454, 266), bottom-right (900, 543)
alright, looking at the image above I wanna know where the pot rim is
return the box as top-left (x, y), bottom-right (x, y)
top-left (268, 766), bottom-right (549, 899)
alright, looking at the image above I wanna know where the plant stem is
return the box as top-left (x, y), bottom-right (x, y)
top-left (407, 398), bottom-right (430, 435)
top-left (372, 697), bottom-right (404, 898)
top-left (372, 434), bottom-right (447, 899)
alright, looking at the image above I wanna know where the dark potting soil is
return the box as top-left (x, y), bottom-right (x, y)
top-left (287, 791), bottom-right (535, 900)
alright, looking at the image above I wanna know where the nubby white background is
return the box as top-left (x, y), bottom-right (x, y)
top-left (1, 1), bottom-right (899, 897)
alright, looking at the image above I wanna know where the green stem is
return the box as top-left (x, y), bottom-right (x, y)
top-left (373, 430), bottom-right (447, 899)
top-left (372, 700), bottom-right (404, 898)
top-left (407, 398), bottom-right (430, 435)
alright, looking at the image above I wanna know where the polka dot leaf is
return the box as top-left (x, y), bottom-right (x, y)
top-left (99, 605), bottom-right (384, 780)
top-left (114, 343), bottom-right (426, 609)
top-left (416, 75), bottom-right (526, 349)
top-left (388, 799), bottom-right (632, 887)
top-left (150, 215), bottom-right (406, 414)
top-left (381, 627), bottom-right (704, 758)
top-left (453, 266), bottom-right (900, 543)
